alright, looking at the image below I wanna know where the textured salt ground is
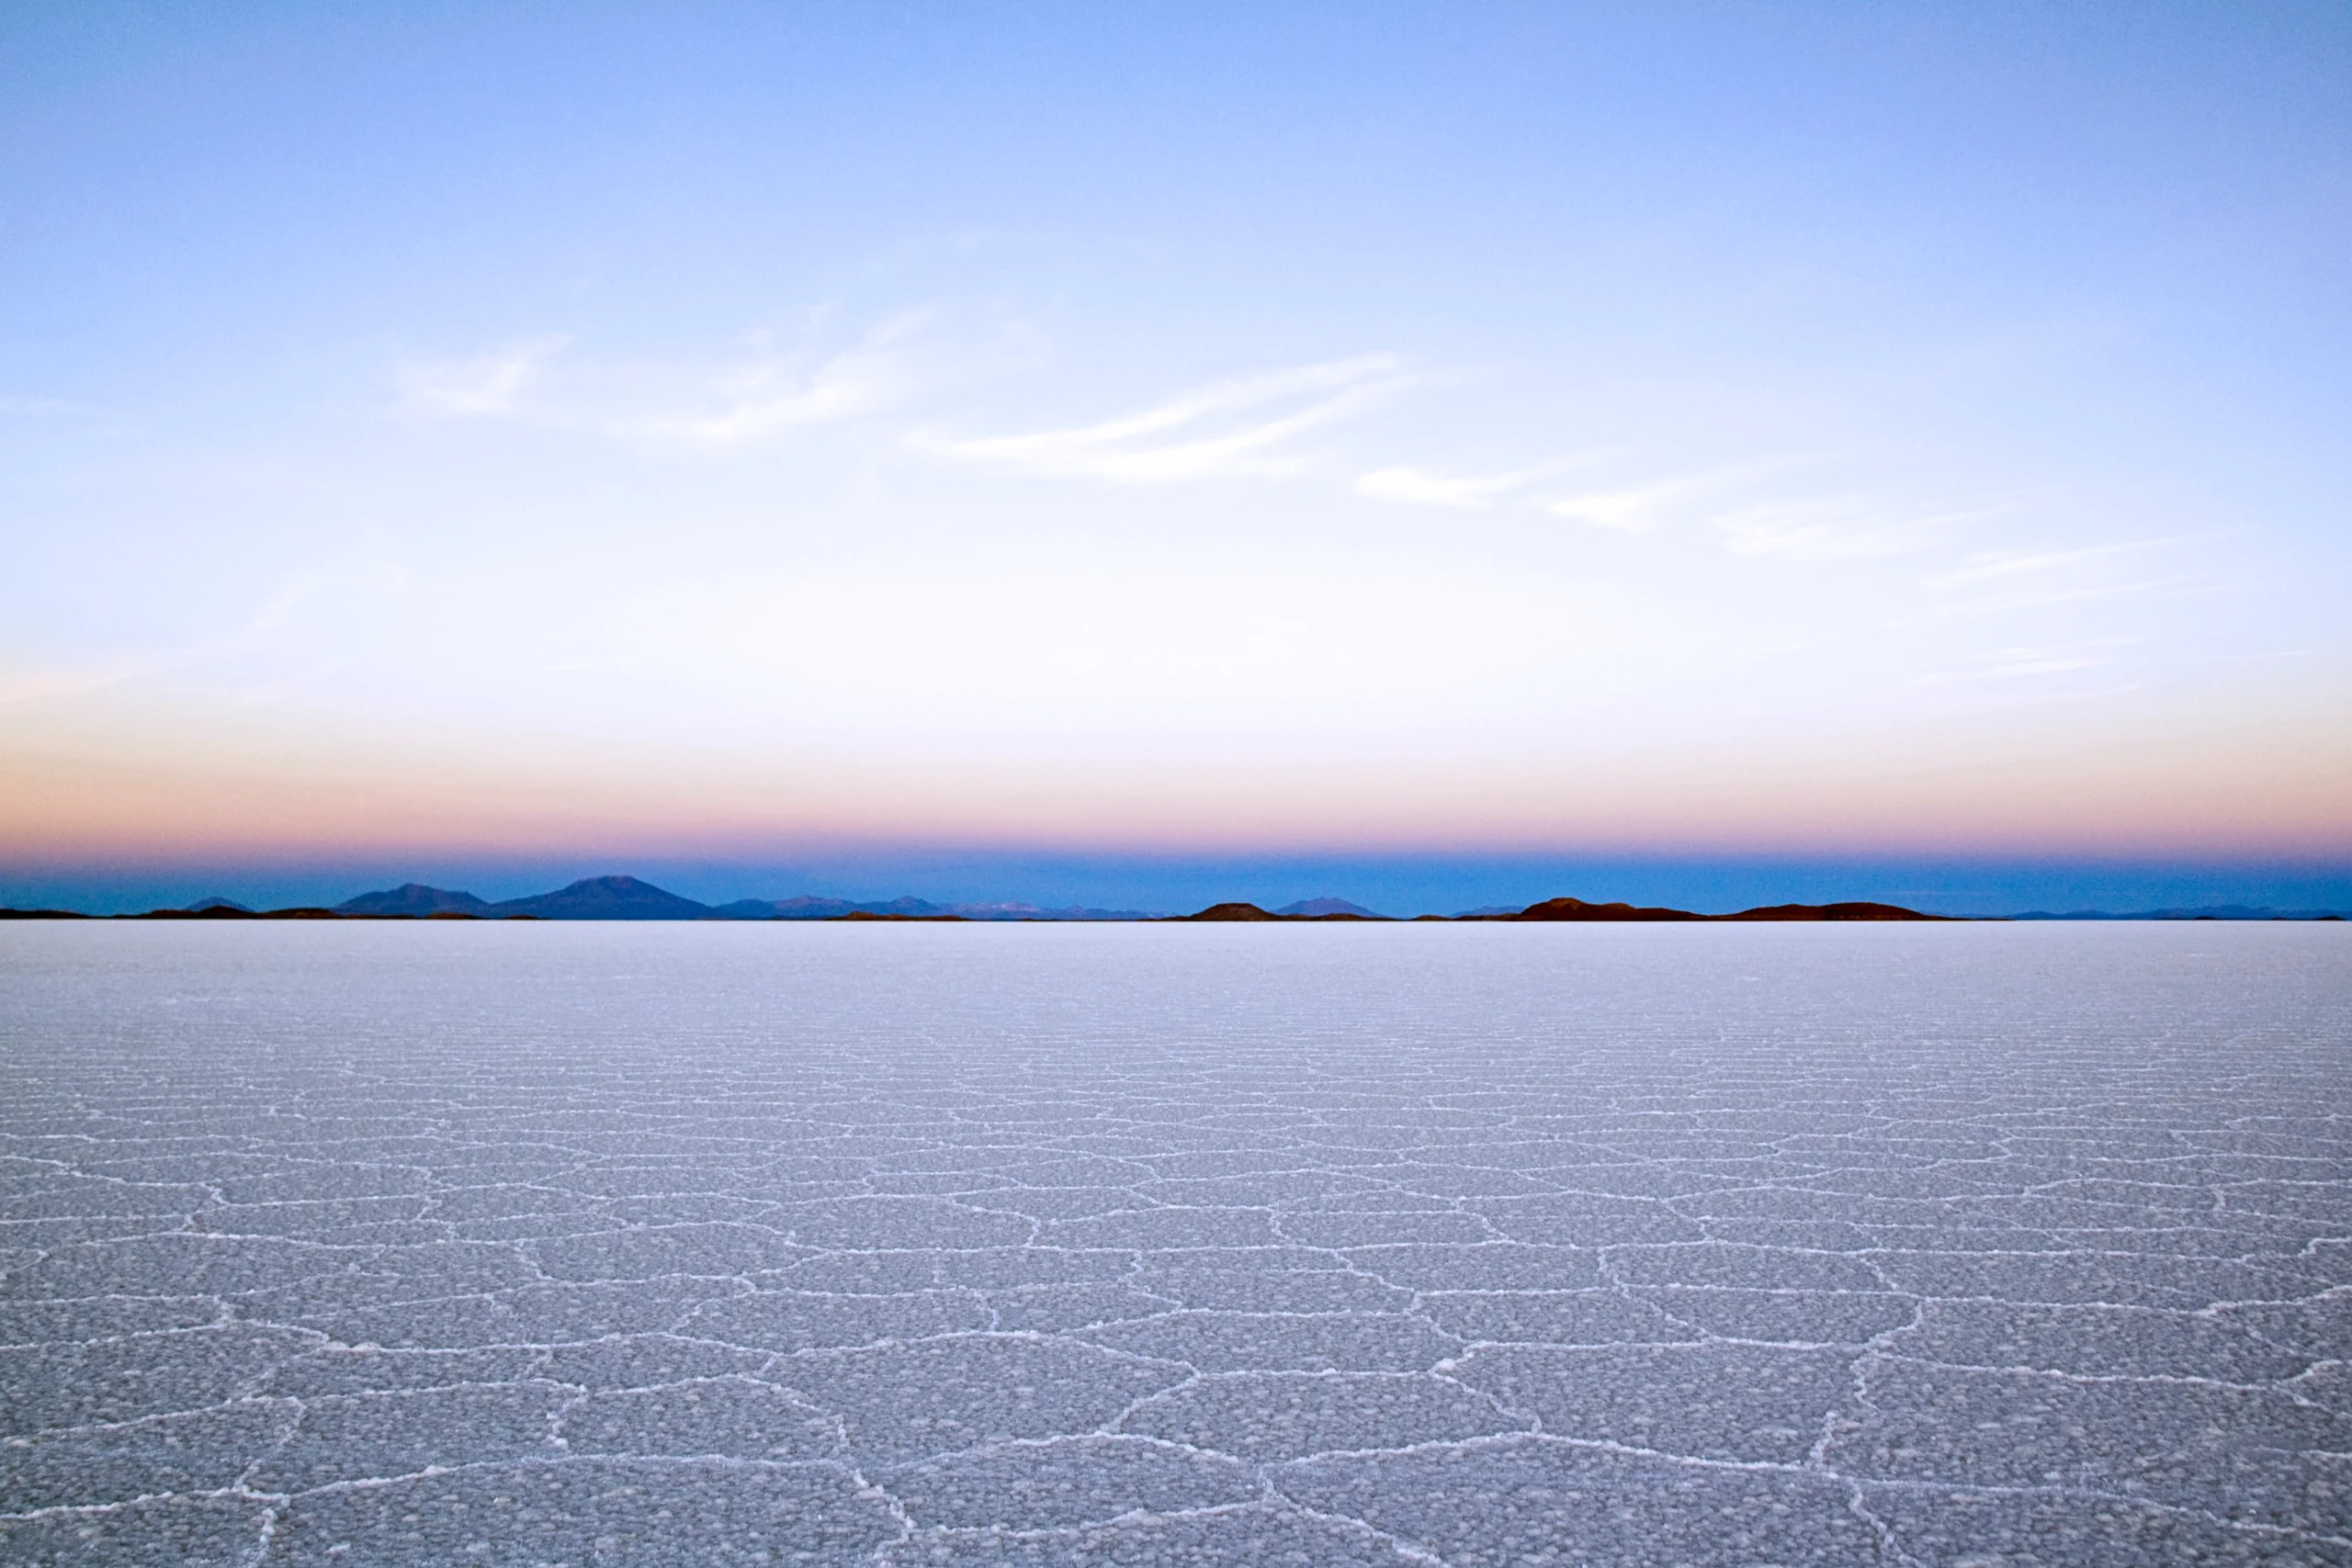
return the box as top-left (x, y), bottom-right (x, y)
top-left (0, 920), bottom-right (2346, 1565)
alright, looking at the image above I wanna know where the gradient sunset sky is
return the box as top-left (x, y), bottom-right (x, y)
top-left (4, 4), bottom-right (2348, 912)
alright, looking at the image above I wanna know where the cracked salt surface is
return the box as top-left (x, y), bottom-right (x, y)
top-left (1, 921), bottom-right (2346, 1565)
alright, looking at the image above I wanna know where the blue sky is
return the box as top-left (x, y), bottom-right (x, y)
top-left (3, 3), bottom-right (2348, 908)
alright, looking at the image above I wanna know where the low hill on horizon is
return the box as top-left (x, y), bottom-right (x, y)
top-left (1178, 901), bottom-right (1395, 921)
top-left (1498, 897), bottom-right (1703, 922)
top-left (1465, 897), bottom-right (1951, 922)
top-left (1275, 897), bottom-right (1387, 918)
top-left (483, 875), bottom-right (716, 920)
top-left (713, 894), bottom-right (949, 920)
top-left (334, 884), bottom-right (492, 918)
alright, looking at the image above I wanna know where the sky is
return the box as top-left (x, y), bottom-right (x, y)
top-left (4, 3), bottom-right (2349, 913)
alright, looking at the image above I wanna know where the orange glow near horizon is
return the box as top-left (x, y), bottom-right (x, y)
top-left (7, 681), bottom-right (2346, 866)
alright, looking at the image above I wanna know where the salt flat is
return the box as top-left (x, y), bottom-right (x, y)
top-left (1, 921), bottom-right (2346, 1565)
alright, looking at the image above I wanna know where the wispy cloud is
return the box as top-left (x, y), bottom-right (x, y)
top-left (1354, 457), bottom-right (1592, 510)
top-left (1917, 537), bottom-right (2198, 620)
top-left (0, 660), bottom-right (153, 706)
top-left (396, 314), bottom-right (944, 449)
top-left (243, 574), bottom-right (328, 636)
top-left (0, 565), bottom-right (440, 716)
top-left (1925, 540), bottom-right (2157, 591)
top-left (1548, 475), bottom-right (1726, 533)
top-left (638, 314), bottom-right (927, 446)
top-left (1714, 500), bottom-right (2004, 561)
top-left (400, 336), bottom-right (568, 418)
top-left (1923, 576), bottom-right (2193, 620)
top-left (922, 355), bottom-right (1409, 483)
top-left (1540, 460), bottom-right (2004, 563)
top-left (1910, 639), bottom-right (2138, 687)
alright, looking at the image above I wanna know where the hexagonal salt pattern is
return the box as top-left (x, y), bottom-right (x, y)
top-left (2, 919), bottom-right (2346, 1565)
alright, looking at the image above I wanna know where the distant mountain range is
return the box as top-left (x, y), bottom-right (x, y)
top-left (3, 875), bottom-right (2345, 921)
top-left (2010, 905), bottom-right (2348, 921)
top-left (330, 877), bottom-right (1158, 922)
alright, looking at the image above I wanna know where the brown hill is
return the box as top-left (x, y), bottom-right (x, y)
top-left (1181, 902), bottom-right (1283, 920)
top-left (1508, 897), bottom-right (1705, 922)
top-left (1472, 897), bottom-right (1951, 922)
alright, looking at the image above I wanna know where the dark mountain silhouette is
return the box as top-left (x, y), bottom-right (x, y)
top-left (1176, 901), bottom-right (1384, 921)
top-left (186, 896), bottom-right (253, 913)
top-left (138, 905), bottom-right (338, 919)
top-left (854, 897), bottom-right (952, 919)
top-left (714, 895), bottom-right (955, 919)
top-left (334, 884), bottom-right (493, 918)
top-left (483, 876), bottom-right (716, 920)
top-left (1275, 897), bottom-right (1386, 918)
top-left (1722, 901), bottom-right (1951, 921)
top-left (1505, 897), bottom-right (1704, 922)
top-left (715, 896), bottom-right (855, 919)
top-left (1464, 897), bottom-right (1947, 921)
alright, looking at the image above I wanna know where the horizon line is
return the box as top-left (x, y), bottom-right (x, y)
top-left (6, 871), bottom-right (2347, 924)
